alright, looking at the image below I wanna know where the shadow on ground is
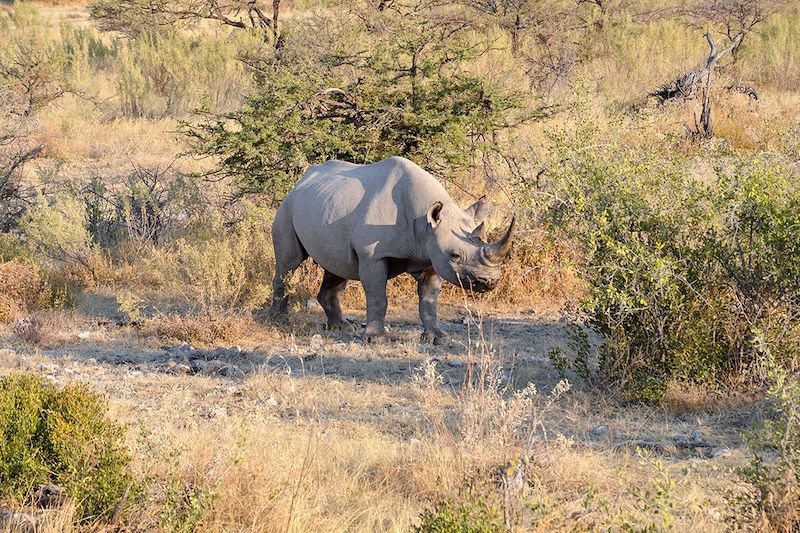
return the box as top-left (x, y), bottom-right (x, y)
top-left (31, 309), bottom-right (576, 392)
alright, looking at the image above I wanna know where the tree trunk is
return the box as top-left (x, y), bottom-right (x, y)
top-left (273, 0), bottom-right (281, 50)
top-left (701, 76), bottom-right (713, 138)
top-left (510, 13), bottom-right (521, 57)
top-left (699, 31), bottom-right (742, 138)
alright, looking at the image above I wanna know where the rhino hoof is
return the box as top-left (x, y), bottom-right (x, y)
top-left (327, 319), bottom-right (356, 333)
top-left (359, 332), bottom-right (387, 344)
top-left (421, 330), bottom-right (451, 345)
top-left (267, 307), bottom-right (288, 324)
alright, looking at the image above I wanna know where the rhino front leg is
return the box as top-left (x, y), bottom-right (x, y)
top-left (318, 270), bottom-right (355, 332)
top-left (359, 260), bottom-right (388, 342)
top-left (416, 269), bottom-right (450, 345)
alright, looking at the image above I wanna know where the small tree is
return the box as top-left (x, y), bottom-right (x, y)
top-left (184, 1), bottom-right (539, 201)
top-left (0, 6), bottom-right (70, 114)
top-left (0, 6), bottom-right (76, 231)
top-left (0, 90), bottom-right (41, 232)
top-left (21, 194), bottom-right (105, 281)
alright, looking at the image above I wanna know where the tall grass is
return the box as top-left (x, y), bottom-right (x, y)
top-left (116, 28), bottom-right (254, 118)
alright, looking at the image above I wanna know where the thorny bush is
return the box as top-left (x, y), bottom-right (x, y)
top-left (539, 148), bottom-right (800, 400)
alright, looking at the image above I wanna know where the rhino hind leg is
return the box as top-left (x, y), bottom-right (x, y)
top-left (318, 270), bottom-right (355, 332)
top-left (268, 219), bottom-right (307, 321)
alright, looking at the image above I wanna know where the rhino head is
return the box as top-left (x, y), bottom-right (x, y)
top-left (424, 196), bottom-right (515, 293)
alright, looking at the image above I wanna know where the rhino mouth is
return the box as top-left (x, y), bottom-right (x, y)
top-left (458, 275), bottom-right (499, 293)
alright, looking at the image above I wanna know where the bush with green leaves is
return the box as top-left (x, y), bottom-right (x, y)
top-left (149, 202), bottom-right (274, 315)
top-left (537, 146), bottom-right (800, 399)
top-left (21, 193), bottom-right (106, 282)
top-left (160, 477), bottom-right (217, 533)
top-left (0, 5), bottom-right (71, 112)
top-left (731, 368), bottom-right (800, 531)
top-left (0, 374), bottom-right (133, 521)
top-left (183, 3), bottom-right (538, 201)
top-left (117, 28), bottom-right (253, 118)
top-left (81, 165), bottom-right (203, 252)
top-left (414, 493), bottom-right (505, 533)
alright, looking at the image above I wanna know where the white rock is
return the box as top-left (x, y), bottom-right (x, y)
top-left (174, 342), bottom-right (196, 356)
top-left (309, 334), bottom-right (324, 353)
top-left (263, 396), bottom-right (278, 407)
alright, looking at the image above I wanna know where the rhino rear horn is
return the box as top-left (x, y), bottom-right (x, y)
top-left (470, 222), bottom-right (487, 242)
top-left (465, 196), bottom-right (491, 224)
top-left (483, 217), bottom-right (515, 263)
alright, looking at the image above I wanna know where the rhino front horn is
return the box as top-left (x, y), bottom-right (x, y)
top-left (484, 217), bottom-right (516, 263)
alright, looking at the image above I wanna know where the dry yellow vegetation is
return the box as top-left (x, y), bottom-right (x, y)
top-left (1, 1), bottom-right (799, 531)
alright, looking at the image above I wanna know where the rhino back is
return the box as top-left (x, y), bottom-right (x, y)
top-left (288, 157), bottom-right (450, 279)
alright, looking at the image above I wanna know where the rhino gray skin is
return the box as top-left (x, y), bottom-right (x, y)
top-left (268, 156), bottom-right (515, 343)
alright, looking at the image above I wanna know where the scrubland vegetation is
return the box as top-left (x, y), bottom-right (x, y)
top-left (1, 0), bottom-right (800, 531)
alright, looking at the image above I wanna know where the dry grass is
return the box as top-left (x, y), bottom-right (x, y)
top-left (2, 3), bottom-right (797, 531)
top-left (141, 313), bottom-right (259, 346)
top-left (0, 301), bottom-right (757, 531)
top-left (10, 314), bottom-right (51, 346)
top-left (0, 505), bottom-right (76, 533)
top-left (0, 260), bottom-right (43, 321)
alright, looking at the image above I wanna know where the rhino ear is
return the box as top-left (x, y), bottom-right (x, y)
top-left (465, 195), bottom-right (491, 224)
top-left (427, 201), bottom-right (444, 228)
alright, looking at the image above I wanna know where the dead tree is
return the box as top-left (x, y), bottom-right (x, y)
top-left (651, 31), bottom-right (749, 138)
top-left (699, 31), bottom-right (742, 137)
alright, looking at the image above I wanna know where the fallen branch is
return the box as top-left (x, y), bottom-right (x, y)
top-left (650, 31), bottom-right (744, 105)
top-left (728, 84), bottom-right (759, 100)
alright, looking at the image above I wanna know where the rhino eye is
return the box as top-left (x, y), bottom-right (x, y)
top-left (450, 251), bottom-right (462, 262)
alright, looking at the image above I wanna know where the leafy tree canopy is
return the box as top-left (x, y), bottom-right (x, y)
top-left (182, 2), bottom-right (549, 201)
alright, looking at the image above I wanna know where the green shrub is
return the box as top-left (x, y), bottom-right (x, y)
top-left (538, 146), bottom-right (800, 398)
top-left (81, 166), bottom-right (203, 252)
top-left (20, 194), bottom-right (108, 282)
top-left (160, 477), bottom-right (217, 533)
top-left (0, 374), bottom-right (133, 522)
top-left (140, 202), bottom-right (273, 315)
top-left (731, 368), bottom-right (800, 531)
top-left (0, 233), bottom-right (29, 262)
top-left (116, 28), bottom-right (251, 118)
top-left (415, 494), bottom-right (504, 533)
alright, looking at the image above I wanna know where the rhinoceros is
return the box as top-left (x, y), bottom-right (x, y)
top-left (268, 156), bottom-right (515, 343)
